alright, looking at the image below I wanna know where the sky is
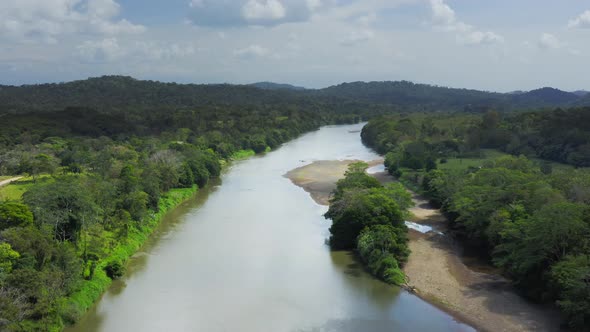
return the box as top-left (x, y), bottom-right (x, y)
top-left (1, 0), bottom-right (589, 91)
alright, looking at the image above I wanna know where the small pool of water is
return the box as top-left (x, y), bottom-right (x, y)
top-left (366, 164), bottom-right (386, 174)
top-left (405, 221), bottom-right (444, 235)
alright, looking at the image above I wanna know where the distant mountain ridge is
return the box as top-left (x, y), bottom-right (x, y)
top-left (314, 81), bottom-right (589, 111)
top-left (572, 90), bottom-right (590, 97)
top-left (249, 82), bottom-right (306, 91)
top-left (0, 76), bottom-right (588, 114)
top-left (510, 87), bottom-right (581, 108)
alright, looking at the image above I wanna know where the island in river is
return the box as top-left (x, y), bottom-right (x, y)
top-left (284, 159), bottom-right (561, 332)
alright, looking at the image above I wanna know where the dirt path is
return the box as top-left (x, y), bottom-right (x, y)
top-left (0, 176), bottom-right (23, 187)
top-left (284, 160), bottom-right (562, 332)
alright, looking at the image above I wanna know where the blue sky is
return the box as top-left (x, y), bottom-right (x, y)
top-left (1, 0), bottom-right (589, 91)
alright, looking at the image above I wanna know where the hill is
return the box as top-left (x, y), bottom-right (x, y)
top-left (314, 81), bottom-right (506, 112)
top-left (1, 76), bottom-right (589, 115)
top-left (572, 90), bottom-right (589, 97)
top-left (510, 87), bottom-right (581, 108)
top-left (0, 76), bottom-right (308, 113)
top-left (249, 82), bottom-right (306, 91)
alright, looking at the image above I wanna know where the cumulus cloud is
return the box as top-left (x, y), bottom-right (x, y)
top-left (430, 0), bottom-right (455, 26)
top-left (188, 0), bottom-right (322, 27)
top-left (77, 38), bottom-right (126, 62)
top-left (78, 38), bottom-right (197, 63)
top-left (242, 0), bottom-right (286, 21)
top-left (429, 0), bottom-right (503, 45)
top-left (538, 33), bottom-right (562, 49)
top-left (568, 10), bottom-right (590, 29)
top-left (0, 0), bottom-right (145, 43)
top-left (234, 44), bottom-right (271, 58)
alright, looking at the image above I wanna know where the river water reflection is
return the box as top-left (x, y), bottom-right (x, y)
top-left (67, 123), bottom-right (474, 332)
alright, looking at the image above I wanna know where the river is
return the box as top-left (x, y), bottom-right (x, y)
top-left (67, 123), bottom-right (474, 332)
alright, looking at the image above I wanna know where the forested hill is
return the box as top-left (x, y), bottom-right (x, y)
top-left (314, 81), bottom-right (590, 111)
top-left (0, 76), bottom-right (310, 113)
top-left (1, 76), bottom-right (588, 115)
top-left (249, 82), bottom-right (306, 91)
top-left (314, 81), bottom-right (504, 111)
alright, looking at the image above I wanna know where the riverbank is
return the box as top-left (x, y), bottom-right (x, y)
top-left (63, 149), bottom-right (268, 330)
top-left (63, 185), bottom-right (199, 329)
top-left (284, 159), bottom-right (561, 332)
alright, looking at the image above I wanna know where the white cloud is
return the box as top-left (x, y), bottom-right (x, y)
top-left (135, 42), bottom-right (197, 60)
top-left (78, 38), bottom-right (197, 63)
top-left (568, 10), bottom-right (590, 29)
top-left (459, 30), bottom-right (504, 46)
top-left (538, 33), bottom-right (562, 49)
top-left (0, 0), bottom-right (144, 43)
top-left (188, 0), bottom-right (325, 27)
top-left (429, 0), bottom-right (503, 45)
top-left (340, 29), bottom-right (374, 46)
top-left (87, 0), bottom-right (120, 19)
top-left (242, 0), bottom-right (286, 21)
top-left (234, 44), bottom-right (271, 58)
top-left (430, 0), bottom-right (455, 26)
top-left (77, 38), bottom-right (126, 62)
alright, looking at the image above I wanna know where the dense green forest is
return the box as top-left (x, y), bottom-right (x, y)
top-left (361, 110), bottom-right (590, 329)
top-left (314, 82), bottom-right (589, 111)
top-left (1, 76), bottom-right (590, 330)
top-left (2, 76), bottom-right (589, 115)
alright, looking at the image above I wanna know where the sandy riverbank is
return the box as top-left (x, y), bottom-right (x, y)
top-left (283, 159), bottom-right (382, 205)
top-left (284, 159), bottom-right (561, 332)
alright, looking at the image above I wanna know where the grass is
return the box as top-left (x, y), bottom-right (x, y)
top-left (228, 147), bottom-right (272, 161)
top-left (230, 149), bottom-right (256, 160)
top-left (437, 149), bottom-right (508, 171)
top-left (0, 175), bottom-right (15, 181)
top-left (438, 149), bottom-right (577, 173)
top-left (0, 175), bottom-right (53, 201)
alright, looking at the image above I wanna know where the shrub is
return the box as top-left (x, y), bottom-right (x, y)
top-left (104, 261), bottom-right (125, 279)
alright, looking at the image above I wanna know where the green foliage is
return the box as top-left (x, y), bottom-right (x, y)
top-left (0, 242), bottom-right (20, 275)
top-left (326, 188), bottom-right (404, 249)
top-left (104, 261), bottom-right (125, 279)
top-left (331, 162), bottom-right (381, 202)
top-left (363, 114), bottom-right (590, 329)
top-left (551, 255), bottom-right (590, 329)
top-left (324, 163), bottom-right (410, 286)
top-left (23, 177), bottom-right (100, 242)
top-left (0, 202), bottom-right (33, 230)
top-left (230, 149), bottom-right (256, 161)
top-left (357, 225), bottom-right (409, 265)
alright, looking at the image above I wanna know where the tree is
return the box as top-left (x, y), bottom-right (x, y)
top-left (0, 202), bottom-right (33, 231)
top-left (0, 287), bottom-right (30, 329)
top-left (331, 162), bottom-right (381, 201)
top-left (31, 154), bottom-right (56, 182)
top-left (0, 243), bottom-right (20, 276)
top-left (326, 189), bottom-right (404, 249)
top-left (357, 224), bottom-right (409, 265)
top-left (551, 255), bottom-right (590, 329)
top-left (23, 177), bottom-right (100, 242)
